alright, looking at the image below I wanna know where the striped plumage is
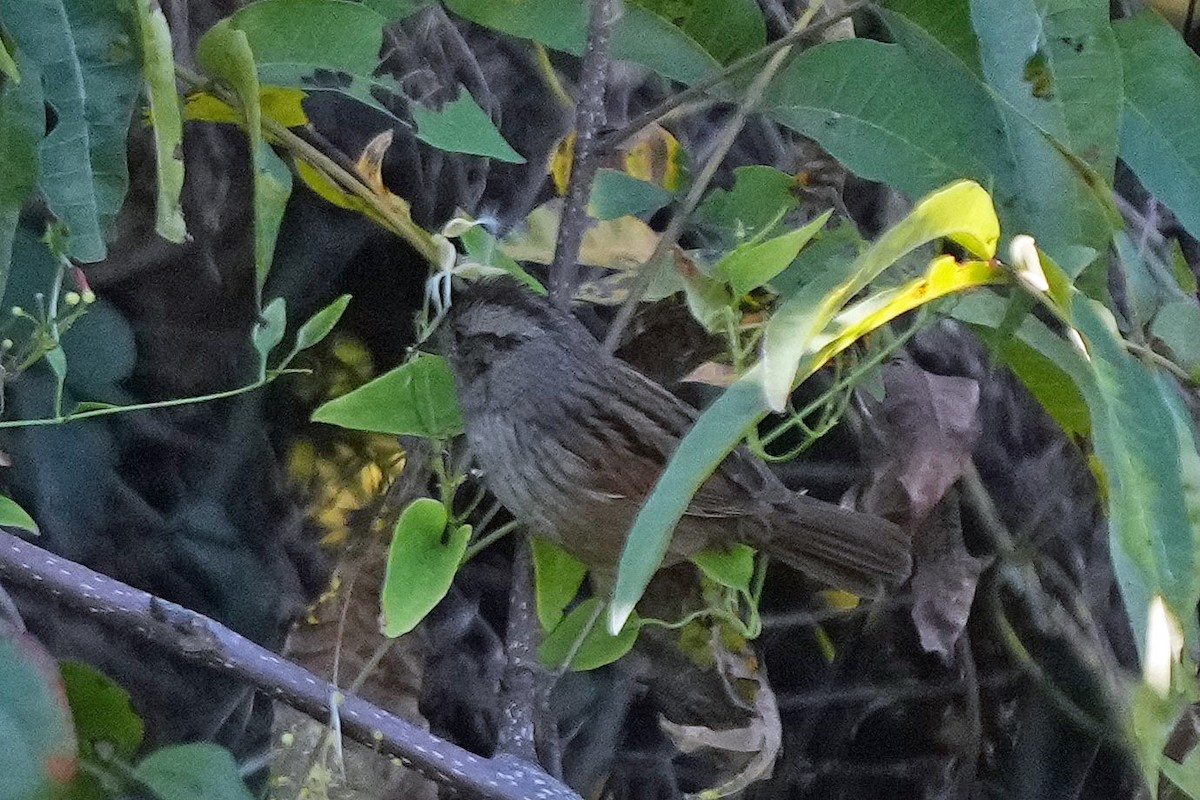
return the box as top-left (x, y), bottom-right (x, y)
top-left (444, 279), bottom-right (911, 593)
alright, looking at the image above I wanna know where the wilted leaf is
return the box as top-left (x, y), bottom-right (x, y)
top-left (876, 360), bottom-right (981, 521)
top-left (909, 492), bottom-right (984, 661)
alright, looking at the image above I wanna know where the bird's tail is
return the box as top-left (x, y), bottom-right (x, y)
top-left (755, 496), bottom-right (911, 596)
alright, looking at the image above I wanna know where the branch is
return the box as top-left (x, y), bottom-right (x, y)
top-left (549, 0), bottom-right (616, 309)
top-left (0, 530), bottom-right (581, 800)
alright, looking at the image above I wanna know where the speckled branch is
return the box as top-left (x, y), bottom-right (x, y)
top-left (0, 530), bottom-right (581, 800)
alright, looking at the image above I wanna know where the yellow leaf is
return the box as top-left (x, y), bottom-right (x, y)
top-left (184, 86), bottom-right (308, 127)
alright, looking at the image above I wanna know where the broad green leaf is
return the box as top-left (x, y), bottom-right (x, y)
top-left (291, 294), bottom-right (351, 354)
top-left (1152, 298), bottom-right (1200, 379)
top-left (968, 0), bottom-right (1119, 281)
top-left (60, 660), bottom-right (143, 765)
top-left (411, 89), bottom-right (524, 163)
top-left (1115, 10), bottom-right (1200, 244)
top-left (0, 494), bottom-right (37, 533)
top-left (230, 0), bottom-right (384, 74)
top-left (882, 0), bottom-right (981, 75)
top-left (542, 597), bottom-right (639, 671)
top-left (712, 210), bottom-right (830, 297)
top-left (363, 0), bottom-right (430, 20)
top-left (197, 20), bottom-right (293, 303)
top-left (1072, 295), bottom-right (1197, 660)
top-left (692, 544), bottom-right (755, 593)
top-left (761, 180), bottom-right (998, 410)
top-left (779, 9), bottom-right (1114, 270)
top-left (680, 0), bottom-right (765, 64)
top-left (251, 296), bottom-right (286, 379)
top-left (970, 0), bottom-right (1120, 181)
top-left (0, 632), bottom-right (77, 797)
top-left (610, 376), bottom-right (767, 633)
top-left (311, 353), bottom-right (464, 438)
top-left (531, 537), bottom-right (588, 632)
top-left (696, 165), bottom-right (801, 246)
top-left (443, 0), bottom-right (719, 85)
top-left (0, 0), bottom-right (142, 262)
top-left (950, 290), bottom-right (1093, 437)
top-left (132, 0), bottom-right (186, 243)
top-left (588, 168), bottom-right (672, 220)
top-left (379, 498), bottom-right (470, 637)
top-left (770, 220), bottom-right (865, 298)
top-left (0, 49), bottom-right (41, 303)
top-left (61, 660), bottom-right (143, 800)
top-left (133, 743), bottom-right (253, 800)
top-left (763, 39), bottom-right (990, 213)
top-left (612, 5), bottom-right (719, 84)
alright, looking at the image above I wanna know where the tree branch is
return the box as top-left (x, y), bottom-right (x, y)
top-left (0, 530), bottom-right (581, 800)
top-left (548, 0), bottom-right (616, 309)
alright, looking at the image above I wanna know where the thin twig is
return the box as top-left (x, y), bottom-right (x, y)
top-left (599, 1), bottom-right (869, 153)
top-left (549, 0), bottom-right (616, 309)
top-left (602, 2), bottom-right (827, 352)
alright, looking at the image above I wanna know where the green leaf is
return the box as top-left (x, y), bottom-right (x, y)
top-left (0, 632), bottom-right (77, 798)
top-left (531, 536), bottom-right (588, 631)
top-left (882, 0), bottom-right (981, 76)
top-left (696, 165), bottom-right (800, 246)
top-left (291, 294), bottom-right (351, 354)
top-left (60, 660), bottom-right (143, 762)
top-left (1153, 298), bottom-right (1200, 379)
top-left (379, 498), bottom-right (470, 638)
top-left (770, 220), bottom-right (865, 298)
top-left (443, 0), bottom-right (719, 85)
top-left (541, 597), bottom-right (639, 671)
top-left (680, 0), bottom-right (765, 64)
top-left (311, 353), bottom-right (464, 438)
top-left (458, 223), bottom-right (548, 294)
top-left (45, 345), bottom-right (66, 380)
top-left (362, 0), bottom-right (430, 20)
top-left (775, 9), bottom-right (1114, 270)
top-left (588, 168), bottom-right (672, 220)
top-left (760, 180), bottom-right (998, 411)
top-left (609, 377), bottom-right (767, 633)
top-left (411, 89), bottom-right (524, 163)
top-left (197, 19), bottom-right (293, 303)
top-left (0, 0), bottom-right (142, 262)
top-left (970, 0), bottom-right (1120, 181)
top-left (0, 49), bottom-right (41, 303)
top-left (131, 0), bottom-right (186, 244)
top-left (229, 0), bottom-right (385, 75)
top-left (712, 210), bottom-right (830, 297)
top-left (0, 494), bottom-right (37, 533)
top-left (1114, 10), bottom-right (1200, 244)
top-left (0, 35), bottom-right (17, 82)
top-left (950, 290), bottom-right (1093, 438)
top-left (132, 743), bottom-right (253, 800)
top-left (69, 402), bottom-right (119, 414)
top-left (691, 544), bottom-right (755, 593)
top-left (251, 296), bottom-right (286, 379)
top-left (1072, 295), bottom-right (1199, 660)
